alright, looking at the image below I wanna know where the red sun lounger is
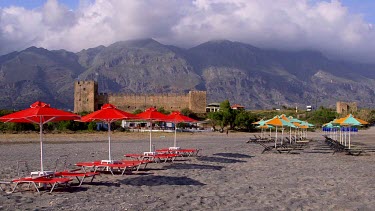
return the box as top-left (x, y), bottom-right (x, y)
top-left (11, 176), bottom-right (72, 193)
top-left (54, 170), bottom-right (99, 186)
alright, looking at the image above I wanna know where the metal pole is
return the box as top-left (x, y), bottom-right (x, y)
top-left (348, 126), bottom-right (351, 149)
top-left (40, 121), bottom-right (44, 174)
top-left (174, 122), bottom-right (177, 147)
top-left (275, 126), bottom-right (278, 148)
top-left (149, 121), bottom-right (152, 152)
top-left (108, 122), bottom-right (111, 161)
top-left (289, 127), bottom-right (292, 144)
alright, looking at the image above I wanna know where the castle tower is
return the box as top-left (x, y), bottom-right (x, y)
top-left (189, 91), bottom-right (207, 113)
top-left (74, 81), bottom-right (98, 113)
top-left (336, 101), bottom-right (358, 114)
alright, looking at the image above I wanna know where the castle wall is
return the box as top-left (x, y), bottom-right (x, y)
top-left (108, 93), bottom-right (191, 112)
top-left (74, 80), bottom-right (207, 113)
top-left (97, 93), bottom-right (109, 110)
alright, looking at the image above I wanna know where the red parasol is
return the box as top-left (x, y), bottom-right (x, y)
top-left (167, 111), bottom-right (197, 147)
top-left (80, 104), bottom-right (138, 161)
top-left (0, 101), bottom-right (80, 174)
top-left (136, 107), bottom-right (169, 152)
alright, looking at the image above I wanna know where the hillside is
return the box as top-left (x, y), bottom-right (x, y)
top-left (0, 39), bottom-right (374, 110)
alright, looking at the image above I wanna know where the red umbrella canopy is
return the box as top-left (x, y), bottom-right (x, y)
top-left (136, 107), bottom-right (169, 121)
top-left (0, 101), bottom-right (80, 173)
top-left (167, 111), bottom-right (197, 123)
top-left (80, 104), bottom-right (138, 123)
top-left (0, 101), bottom-right (80, 124)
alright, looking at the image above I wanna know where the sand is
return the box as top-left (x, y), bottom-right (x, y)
top-left (0, 127), bottom-right (374, 210)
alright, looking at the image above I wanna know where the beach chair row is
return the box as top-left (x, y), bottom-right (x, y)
top-left (1, 147), bottom-right (201, 194)
top-left (248, 137), bottom-right (309, 154)
top-left (324, 136), bottom-right (363, 156)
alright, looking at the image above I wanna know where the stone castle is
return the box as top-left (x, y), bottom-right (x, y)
top-left (74, 81), bottom-right (207, 113)
top-left (336, 101), bottom-right (357, 114)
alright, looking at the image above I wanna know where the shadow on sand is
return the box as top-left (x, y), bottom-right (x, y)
top-left (213, 153), bottom-right (254, 159)
top-left (118, 175), bottom-right (205, 186)
top-left (197, 156), bottom-right (246, 164)
top-left (165, 163), bottom-right (224, 170)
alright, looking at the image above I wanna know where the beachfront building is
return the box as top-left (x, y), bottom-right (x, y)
top-left (206, 103), bottom-right (221, 112)
top-left (231, 104), bottom-right (245, 110)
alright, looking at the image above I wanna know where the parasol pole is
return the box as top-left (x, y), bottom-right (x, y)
top-left (269, 127), bottom-right (271, 138)
top-left (108, 121), bottom-right (111, 161)
top-left (348, 126), bottom-right (351, 149)
top-left (275, 126), bottom-right (278, 148)
top-left (39, 118), bottom-right (44, 174)
top-left (289, 127), bottom-right (292, 144)
top-left (149, 121), bottom-right (153, 152)
top-left (174, 121), bottom-right (177, 147)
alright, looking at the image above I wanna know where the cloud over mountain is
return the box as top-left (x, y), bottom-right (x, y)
top-left (1, 0), bottom-right (375, 63)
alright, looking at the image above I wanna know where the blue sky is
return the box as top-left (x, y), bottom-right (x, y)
top-left (0, 0), bottom-right (79, 10)
top-left (0, 0), bottom-right (375, 63)
top-left (332, 0), bottom-right (375, 23)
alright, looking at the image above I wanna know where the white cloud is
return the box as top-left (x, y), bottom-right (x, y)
top-left (0, 0), bottom-right (374, 63)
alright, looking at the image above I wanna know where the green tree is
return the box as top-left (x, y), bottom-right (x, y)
top-left (207, 100), bottom-right (237, 131)
top-left (306, 107), bottom-right (337, 127)
top-left (157, 107), bottom-right (170, 115)
top-left (133, 109), bottom-right (143, 115)
top-left (220, 100), bottom-right (237, 129)
top-left (207, 111), bottom-right (223, 131)
top-left (235, 110), bottom-right (257, 131)
top-left (180, 107), bottom-right (199, 120)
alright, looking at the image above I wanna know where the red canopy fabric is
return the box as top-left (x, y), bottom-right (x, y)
top-left (0, 101), bottom-right (80, 124)
top-left (136, 107), bottom-right (169, 121)
top-left (80, 103), bottom-right (138, 123)
top-left (167, 111), bottom-right (197, 123)
top-left (0, 101), bottom-right (80, 174)
top-left (80, 103), bottom-right (139, 162)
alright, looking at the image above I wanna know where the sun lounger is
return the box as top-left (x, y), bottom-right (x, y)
top-left (156, 148), bottom-right (200, 157)
top-left (54, 170), bottom-right (99, 186)
top-left (0, 181), bottom-right (12, 192)
top-left (324, 137), bottom-right (364, 156)
top-left (124, 153), bottom-right (180, 163)
top-left (275, 145), bottom-right (295, 154)
top-left (5, 160), bottom-right (71, 194)
top-left (54, 155), bottom-right (99, 186)
top-left (11, 176), bottom-right (72, 193)
top-left (249, 140), bottom-right (275, 153)
top-left (75, 160), bottom-right (147, 175)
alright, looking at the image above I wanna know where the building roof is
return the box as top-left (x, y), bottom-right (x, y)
top-left (231, 104), bottom-right (245, 109)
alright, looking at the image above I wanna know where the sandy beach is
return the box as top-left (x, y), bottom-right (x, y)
top-left (0, 127), bottom-right (374, 210)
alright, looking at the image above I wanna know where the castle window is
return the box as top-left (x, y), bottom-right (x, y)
top-left (83, 88), bottom-right (86, 91)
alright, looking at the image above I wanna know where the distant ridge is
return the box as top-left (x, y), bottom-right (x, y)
top-left (0, 38), bottom-right (374, 110)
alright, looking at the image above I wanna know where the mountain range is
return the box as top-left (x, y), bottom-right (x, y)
top-left (0, 39), bottom-right (374, 110)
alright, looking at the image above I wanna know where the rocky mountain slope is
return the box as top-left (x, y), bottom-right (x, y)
top-left (0, 39), bottom-right (374, 110)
